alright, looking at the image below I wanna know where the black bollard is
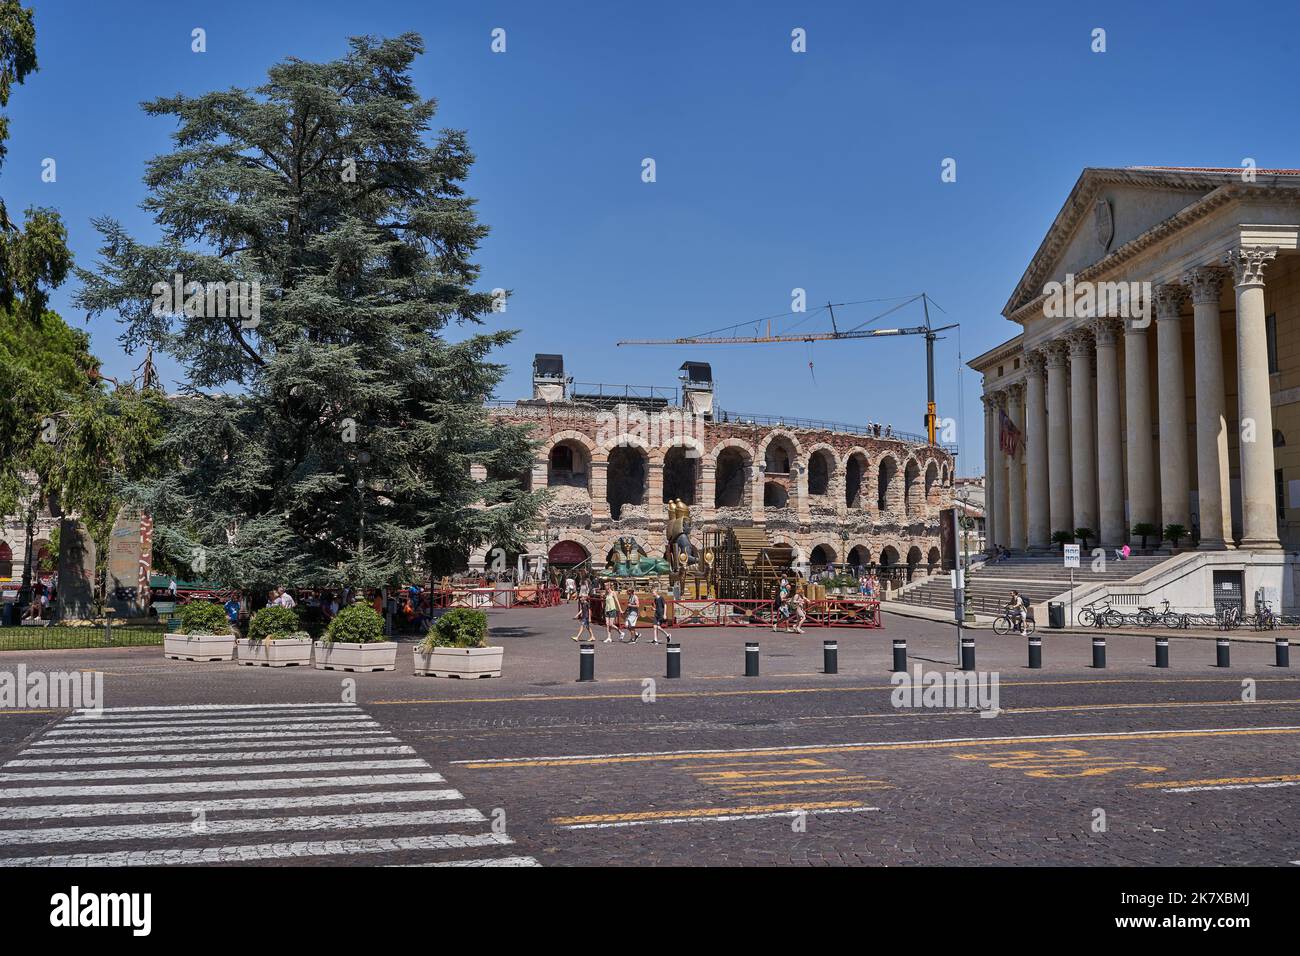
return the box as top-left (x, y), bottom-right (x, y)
top-left (1155, 636), bottom-right (1169, 669)
top-left (745, 641), bottom-right (760, 677)
top-left (823, 640), bottom-right (838, 674)
top-left (1092, 635), bottom-right (1106, 669)
top-left (1216, 637), bottom-right (1231, 668)
top-left (1027, 635), bottom-right (1041, 669)
top-left (892, 637), bottom-right (907, 673)
top-left (666, 641), bottom-right (681, 679)
top-left (960, 635), bottom-right (975, 672)
top-left (578, 643), bottom-right (595, 682)
top-left (1275, 637), bottom-right (1290, 668)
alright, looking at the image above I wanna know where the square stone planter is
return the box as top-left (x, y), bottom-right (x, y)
top-left (412, 645), bottom-right (503, 679)
top-left (237, 637), bottom-right (313, 667)
top-left (164, 632), bottom-right (236, 662)
top-left (312, 640), bottom-right (397, 672)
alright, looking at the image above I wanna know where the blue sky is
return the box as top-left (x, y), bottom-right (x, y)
top-left (8, 0), bottom-right (1299, 474)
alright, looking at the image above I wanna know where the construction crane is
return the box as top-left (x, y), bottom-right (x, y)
top-left (618, 293), bottom-right (958, 446)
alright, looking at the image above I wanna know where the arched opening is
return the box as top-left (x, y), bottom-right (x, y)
top-left (848, 544), bottom-right (871, 569)
top-left (0, 542), bottom-right (11, 581)
top-left (763, 481), bottom-right (789, 508)
top-left (845, 452), bottom-right (868, 508)
top-left (548, 540), bottom-right (590, 571)
top-left (714, 447), bottom-right (751, 508)
top-left (809, 544), bottom-right (837, 569)
top-left (662, 446), bottom-right (698, 504)
top-left (606, 445), bottom-right (647, 520)
top-left (903, 459), bottom-right (921, 515)
top-left (764, 436), bottom-right (795, 475)
top-left (548, 440), bottom-right (590, 490)
top-left (877, 458), bottom-right (897, 512)
top-left (927, 546), bottom-right (941, 571)
top-left (906, 545), bottom-right (923, 581)
top-left (879, 545), bottom-right (900, 567)
top-left (924, 461), bottom-right (939, 502)
top-left (808, 449), bottom-right (834, 496)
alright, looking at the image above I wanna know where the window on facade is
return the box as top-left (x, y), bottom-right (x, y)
top-left (1266, 313), bottom-right (1278, 374)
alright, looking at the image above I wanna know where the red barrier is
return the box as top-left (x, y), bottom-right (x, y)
top-left (430, 585), bottom-right (561, 609)
top-left (620, 596), bottom-right (884, 629)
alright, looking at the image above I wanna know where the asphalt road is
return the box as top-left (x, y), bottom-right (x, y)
top-left (0, 607), bottom-right (1297, 866)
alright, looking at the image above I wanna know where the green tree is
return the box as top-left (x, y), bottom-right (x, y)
top-left (1131, 522), bottom-right (1159, 549)
top-left (75, 34), bottom-right (542, 592)
top-left (1073, 527), bottom-right (1094, 550)
top-left (1051, 530), bottom-right (1074, 552)
top-left (1163, 523), bottom-right (1188, 549)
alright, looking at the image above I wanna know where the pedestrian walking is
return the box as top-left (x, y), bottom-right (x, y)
top-left (623, 586), bottom-right (640, 643)
top-left (571, 592), bottom-right (594, 642)
top-left (650, 586), bottom-right (672, 644)
top-left (602, 583), bottom-right (620, 643)
top-left (790, 589), bottom-right (807, 633)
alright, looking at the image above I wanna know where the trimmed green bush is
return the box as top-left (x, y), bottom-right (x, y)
top-left (423, 608), bottom-right (488, 651)
top-left (178, 600), bottom-right (231, 636)
top-left (325, 602), bottom-right (385, 644)
top-left (247, 605), bottom-right (300, 641)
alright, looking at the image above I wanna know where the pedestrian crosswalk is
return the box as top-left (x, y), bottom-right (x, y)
top-left (0, 703), bottom-right (539, 867)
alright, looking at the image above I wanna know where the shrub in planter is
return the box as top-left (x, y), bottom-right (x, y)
top-left (165, 600), bottom-right (235, 662)
top-left (415, 608), bottom-right (499, 678)
top-left (247, 605), bottom-right (300, 641)
top-left (316, 602), bottom-right (394, 672)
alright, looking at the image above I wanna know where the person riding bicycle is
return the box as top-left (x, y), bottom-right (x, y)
top-left (1007, 590), bottom-right (1026, 633)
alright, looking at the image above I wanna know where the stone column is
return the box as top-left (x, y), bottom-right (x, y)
top-left (1045, 341), bottom-right (1073, 537)
top-left (1154, 284), bottom-right (1191, 532)
top-left (992, 391), bottom-right (1010, 548)
top-left (1184, 266), bottom-right (1233, 549)
top-left (700, 461), bottom-right (717, 521)
top-left (1123, 319), bottom-right (1156, 535)
top-left (1024, 351), bottom-right (1050, 550)
top-left (591, 458), bottom-right (610, 522)
top-left (1225, 247), bottom-right (1282, 550)
top-left (982, 394), bottom-right (997, 549)
top-left (1091, 319), bottom-right (1125, 548)
top-left (1005, 382), bottom-right (1026, 550)
top-left (1068, 328), bottom-right (1097, 534)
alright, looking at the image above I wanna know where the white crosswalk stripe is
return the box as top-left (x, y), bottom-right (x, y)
top-left (0, 703), bottom-right (537, 867)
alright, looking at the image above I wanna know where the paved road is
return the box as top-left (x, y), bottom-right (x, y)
top-left (1, 607), bottom-right (1297, 866)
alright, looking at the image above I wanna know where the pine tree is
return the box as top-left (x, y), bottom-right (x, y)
top-left (75, 34), bottom-right (542, 592)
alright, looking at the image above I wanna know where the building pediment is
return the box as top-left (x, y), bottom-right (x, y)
top-left (1000, 167), bottom-right (1291, 320)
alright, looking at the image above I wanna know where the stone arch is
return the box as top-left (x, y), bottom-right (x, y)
top-left (844, 448), bottom-right (870, 509)
top-left (713, 442), bottom-right (753, 508)
top-left (661, 444), bottom-right (700, 504)
top-left (923, 459), bottom-right (940, 504)
top-left (547, 433), bottom-right (594, 491)
top-left (877, 454), bottom-right (900, 512)
top-left (879, 545), bottom-right (900, 567)
top-left (903, 457), bottom-right (922, 516)
top-left (763, 481), bottom-right (789, 508)
top-left (805, 443), bottom-right (838, 497)
top-left (927, 546), bottom-right (941, 570)
top-left (906, 545), bottom-right (924, 580)
top-left (809, 542), bottom-right (837, 568)
top-left (0, 541), bottom-right (11, 581)
top-left (847, 544), bottom-right (871, 568)
top-left (756, 429), bottom-right (803, 474)
top-left (606, 444), bottom-right (648, 519)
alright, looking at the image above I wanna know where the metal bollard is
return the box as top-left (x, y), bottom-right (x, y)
top-left (892, 638), bottom-right (907, 673)
top-left (1092, 635), bottom-right (1106, 669)
top-left (578, 643), bottom-right (595, 682)
top-left (1216, 637), bottom-right (1231, 668)
top-left (666, 642), bottom-right (681, 678)
top-left (1027, 635), bottom-right (1041, 669)
top-left (823, 640), bottom-right (838, 674)
top-left (960, 635), bottom-right (975, 672)
top-left (1275, 637), bottom-right (1290, 668)
top-left (1155, 636), bottom-right (1169, 668)
top-left (745, 641), bottom-right (760, 677)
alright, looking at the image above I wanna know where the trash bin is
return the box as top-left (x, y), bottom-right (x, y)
top-left (1048, 601), bottom-right (1065, 629)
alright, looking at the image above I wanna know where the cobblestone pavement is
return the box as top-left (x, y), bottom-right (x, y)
top-left (1, 607), bottom-right (1297, 866)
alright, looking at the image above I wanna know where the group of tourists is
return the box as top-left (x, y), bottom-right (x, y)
top-left (865, 421), bottom-right (893, 438)
top-left (571, 581), bottom-right (672, 645)
top-left (772, 575), bottom-right (807, 633)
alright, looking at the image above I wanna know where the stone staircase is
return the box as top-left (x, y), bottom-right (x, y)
top-left (888, 551), bottom-right (1172, 615)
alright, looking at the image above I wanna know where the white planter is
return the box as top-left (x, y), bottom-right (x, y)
top-left (312, 640), bottom-right (397, 672)
top-left (164, 632), bottom-right (236, 662)
top-left (412, 645), bottom-right (503, 679)
top-left (237, 637), bottom-right (313, 667)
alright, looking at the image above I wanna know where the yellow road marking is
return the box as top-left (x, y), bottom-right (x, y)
top-left (1132, 773), bottom-right (1300, 789)
top-left (458, 726), bottom-right (1300, 770)
top-left (551, 800), bottom-right (869, 825)
top-left (370, 676), bottom-right (1300, 706)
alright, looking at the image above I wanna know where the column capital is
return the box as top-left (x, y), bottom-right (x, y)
top-left (1006, 381), bottom-right (1025, 403)
top-left (1182, 265), bottom-right (1227, 305)
top-left (1089, 317), bottom-right (1122, 347)
top-left (1024, 349), bottom-right (1047, 375)
top-left (1224, 246), bottom-right (1277, 288)
top-left (1044, 338), bottom-right (1070, 369)
top-left (1066, 326), bottom-right (1094, 357)
top-left (1152, 283), bottom-right (1188, 320)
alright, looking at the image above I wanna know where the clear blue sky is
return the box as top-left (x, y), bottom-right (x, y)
top-left (9, 0), bottom-right (1300, 475)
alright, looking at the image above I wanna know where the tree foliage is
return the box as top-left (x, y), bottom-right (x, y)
top-left (75, 34), bottom-right (542, 591)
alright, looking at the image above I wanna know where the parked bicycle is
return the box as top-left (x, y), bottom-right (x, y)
top-left (1254, 601), bottom-right (1278, 631)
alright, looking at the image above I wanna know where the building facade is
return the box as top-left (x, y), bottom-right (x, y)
top-left (972, 166), bottom-right (1300, 608)
top-left (474, 356), bottom-right (956, 579)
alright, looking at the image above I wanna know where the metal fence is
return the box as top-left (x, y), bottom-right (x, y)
top-left (0, 625), bottom-right (166, 652)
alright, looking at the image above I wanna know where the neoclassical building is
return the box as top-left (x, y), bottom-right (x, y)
top-left (973, 166), bottom-right (1300, 608)
top-left (472, 356), bottom-right (956, 578)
